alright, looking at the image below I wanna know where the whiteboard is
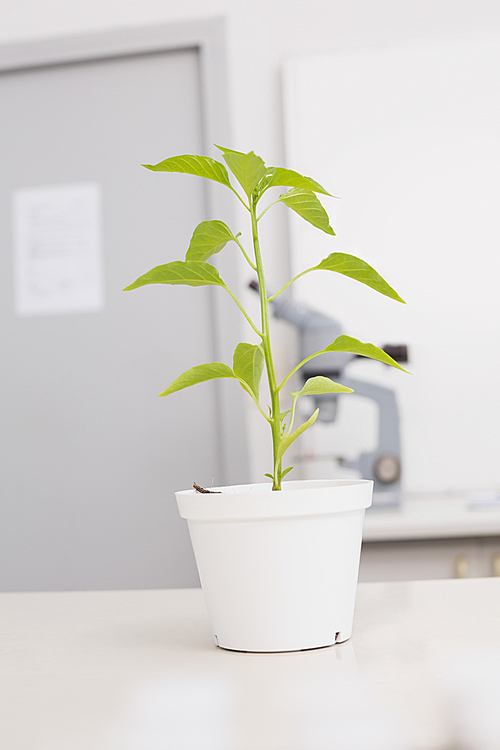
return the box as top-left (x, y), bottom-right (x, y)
top-left (283, 37), bottom-right (500, 493)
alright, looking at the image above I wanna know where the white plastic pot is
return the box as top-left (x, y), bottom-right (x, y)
top-left (176, 479), bottom-right (373, 652)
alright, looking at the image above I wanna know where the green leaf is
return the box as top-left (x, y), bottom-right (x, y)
top-left (324, 335), bottom-right (410, 372)
top-left (232, 343), bottom-right (264, 399)
top-left (159, 362), bottom-right (236, 397)
top-left (278, 189), bottom-right (335, 235)
top-left (277, 409), bottom-right (319, 463)
top-left (123, 261), bottom-right (225, 290)
top-left (215, 145), bottom-right (267, 196)
top-left (185, 220), bottom-right (236, 262)
top-left (290, 376), bottom-right (353, 398)
top-left (314, 253), bottom-right (405, 303)
top-left (280, 466), bottom-right (294, 479)
top-left (264, 167), bottom-right (331, 196)
top-left (142, 154), bottom-right (231, 188)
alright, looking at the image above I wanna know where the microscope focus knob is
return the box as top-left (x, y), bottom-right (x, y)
top-left (373, 454), bottom-right (401, 484)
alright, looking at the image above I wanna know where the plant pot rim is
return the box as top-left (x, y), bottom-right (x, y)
top-left (176, 478), bottom-right (373, 522)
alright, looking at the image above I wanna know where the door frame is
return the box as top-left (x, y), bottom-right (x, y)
top-left (0, 18), bottom-right (249, 486)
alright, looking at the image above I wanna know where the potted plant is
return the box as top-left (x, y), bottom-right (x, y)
top-left (124, 146), bottom-right (407, 652)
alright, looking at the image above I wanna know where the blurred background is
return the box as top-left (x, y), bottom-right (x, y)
top-left (1, 0), bottom-right (500, 592)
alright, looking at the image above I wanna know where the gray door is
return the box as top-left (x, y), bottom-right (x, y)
top-left (0, 44), bottom-right (227, 591)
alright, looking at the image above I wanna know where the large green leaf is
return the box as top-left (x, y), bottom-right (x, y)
top-left (232, 343), bottom-right (264, 399)
top-left (278, 189), bottom-right (335, 235)
top-left (215, 145), bottom-right (267, 196)
top-left (264, 167), bottom-right (331, 196)
top-left (277, 409), bottom-right (319, 462)
top-left (142, 154), bottom-right (231, 188)
top-left (290, 375), bottom-right (353, 399)
top-left (185, 220), bottom-right (236, 262)
top-left (313, 253), bottom-right (404, 302)
top-left (123, 261), bottom-right (224, 290)
top-left (323, 335), bottom-right (410, 372)
top-left (159, 363), bottom-right (236, 397)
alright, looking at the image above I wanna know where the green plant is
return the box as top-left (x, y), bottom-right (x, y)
top-left (124, 146), bottom-right (407, 490)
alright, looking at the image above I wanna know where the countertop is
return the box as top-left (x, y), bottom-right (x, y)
top-left (2, 579), bottom-right (500, 749)
top-left (363, 492), bottom-right (500, 542)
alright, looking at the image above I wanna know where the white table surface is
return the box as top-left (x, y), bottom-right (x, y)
top-left (2, 579), bottom-right (500, 750)
top-left (363, 492), bottom-right (500, 542)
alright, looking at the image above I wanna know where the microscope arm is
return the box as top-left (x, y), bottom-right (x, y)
top-left (339, 376), bottom-right (402, 487)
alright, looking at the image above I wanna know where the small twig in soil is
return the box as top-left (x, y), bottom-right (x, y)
top-left (193, 482), bottom-right (221, 494)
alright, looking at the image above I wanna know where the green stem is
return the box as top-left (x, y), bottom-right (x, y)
top-left (256, 198), bottom-right (281, 222)
top-left (277, 350), bottom-right (323, 391)
top-left (267, 267), bottom-right (315, 302)
top-left (233, 235), bottom-right (257, 271)
top-left (285, 396), bottom-right (299, 437)
top-left (230, 186), bottom-right (251, 212)
top-left (236, 380), bottom-right (272, 423)
top-left (250, 197), bottom-right (282, 489)
top-left (223, 284), bottom-right (263, 339)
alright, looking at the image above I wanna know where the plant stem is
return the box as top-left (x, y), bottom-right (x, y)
top-left (256, 198), bottom-right (281, 222)
top-left (230, 186), bottom-right (251, 212)
top-left (223, 284), bottom-right (263, 339)
top-left (285, 395), bottom-right (299, 437)
top-left (233, 235), bottom-right (257, 271)
top-left (250, 197), bottom-right (282, 490)
top-left (267, 267), bottom-right (315, 302)
top-left (277, 350), bottom-right (323, 391)
top-left (236, 379), bottom-right (272, 423)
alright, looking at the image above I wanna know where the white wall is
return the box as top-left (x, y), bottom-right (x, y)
top-left (3, 0), bottom-right (500, 486)
top-left (284, 39), bottom-right (500, 493)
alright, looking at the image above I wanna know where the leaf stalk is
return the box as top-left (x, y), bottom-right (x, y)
top-left (256, 198), bottom-right (281, 222)
top-left (223, 284), bottom-right (263, 339)
top-left (233, 235), bottom-right (257, 271)
top-left (229, 186), bottom-right (251, 212)
top-left (278, 351), bottom-right (323, 391)
top-left (268, 267), bottom-right (314, 302)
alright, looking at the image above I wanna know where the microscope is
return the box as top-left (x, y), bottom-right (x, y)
top-left (251, 282), bottom-right (408, 508)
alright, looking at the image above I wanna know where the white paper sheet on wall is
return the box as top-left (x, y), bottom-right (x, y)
top-left (13, 182), bottom-right (104, 316)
